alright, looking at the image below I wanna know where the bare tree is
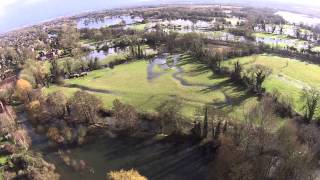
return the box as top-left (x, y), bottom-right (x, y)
top-left (301, 88), bottom-right (320, 123)
top-left (69, 91), bottom-right (102, 124)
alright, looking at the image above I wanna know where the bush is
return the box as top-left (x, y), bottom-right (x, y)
top-left (107, 169), bottom-right (147, 180)
top-left (112, 99), bottom-right (139, 134)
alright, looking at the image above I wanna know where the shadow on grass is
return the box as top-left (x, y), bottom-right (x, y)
top-left (62, 84), bottom-right (118, 95)
top-left (200, 79), bottom-right (254, 111)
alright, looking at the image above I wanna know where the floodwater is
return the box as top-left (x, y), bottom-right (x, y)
top-left (40, 136), bottom-right (209, 180)
top-left (255, 37), bottom-right (308, 49)
top-left (20, 101), bottom-right (209, 180)
top-left (276, 11), bottom-right (320, 26)
top-left (147, 54), bottom-right (180, 80)
top-left (87, 47), bottom-right (127, 60)
top-left (78, 16), bottom-right (144, 29)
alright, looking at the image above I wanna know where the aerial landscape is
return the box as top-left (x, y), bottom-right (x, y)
top-left (1, 0), bottom-right (320, 179)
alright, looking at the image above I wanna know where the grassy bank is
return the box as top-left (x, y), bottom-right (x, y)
top-left (223, 54), bottom-right (320, 114)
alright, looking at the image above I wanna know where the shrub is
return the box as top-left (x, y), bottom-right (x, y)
top-left (15, 79), bottom-right (32, 103)
top-left (112, 99), bottom-right (139, 134)
top-left (107, 169), bottom-right (147, 180)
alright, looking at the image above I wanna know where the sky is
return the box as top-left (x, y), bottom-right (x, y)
top-left (0, 0), bottom-right (319, 33)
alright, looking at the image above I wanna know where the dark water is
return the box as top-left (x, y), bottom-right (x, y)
top-left (40, 136), bottom-right (209, 180)
top-left (20, 106), bottom-right (209, 180)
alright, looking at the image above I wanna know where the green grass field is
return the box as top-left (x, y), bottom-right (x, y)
top-left (312, 46), bottom-right (320, 52)
top-left (44, 55), bottom-right (255, 118)
top-left (127, 23), bottom-right (148, 31)
top-left (42, 53), bottom-right (320, 119)
top-left (223, 54), bottom-right (320, 114)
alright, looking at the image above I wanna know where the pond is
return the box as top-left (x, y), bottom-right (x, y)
top-left (77, 15), bottom-right (144, 29)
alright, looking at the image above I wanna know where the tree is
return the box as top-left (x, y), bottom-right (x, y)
top-left (156, 98), bottom-right (183, 134)
top-left (12, 129), bottom-right (31, 150)
top-left (47, 127), bottom-right (63, 143)
top-left (20, 59), bottom-right (48, 87)
top-left (46, 91), bottom-right (67, 119)
top-left (15, 79), bottom-right (32, 103)
top-left (50, 59), bottom-right (64, 84)
top-left (58, 24), bottom-right (80, 54)
top-left (245, 65), bottom-right (272, 94)
top-left (107, 169), bottom-right (147, 180)
top-left (231, 61), bottom-right (242, 82)
top-left (69, 91), bottom-right (102, 124)
top-left (112, 99), bottom-right (139, 133)
top-left (301, 88), bottom-right (320, 123)
top-left (214, 51), bottom-right (224, 72)
top-left (203, 107), bottom-right (208, 138)
top-left (0, 86), bottom-right (14, 105)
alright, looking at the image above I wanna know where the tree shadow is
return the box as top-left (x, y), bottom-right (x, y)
top-left (200, 79), bottom-right (254, 111)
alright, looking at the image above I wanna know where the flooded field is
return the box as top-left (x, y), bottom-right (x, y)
top-left (276, 11), bottom-right (320, 26)
top-left (36, 136), bottom-right (209, 180)
top-left (78, 15), bottom-right (144, 29)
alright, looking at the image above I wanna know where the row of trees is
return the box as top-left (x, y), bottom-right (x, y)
top-left (15, 77), bottom-right (144, 144)
top-left (188, 95), bottom-right (317, 180)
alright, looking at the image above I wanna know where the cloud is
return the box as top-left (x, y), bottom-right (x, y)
top-left (24, 0), bottom-right (48, 5)
top-left (0, 0), bottom-right (18, 17)
top-left (0, 0), bottom-right (47, 17)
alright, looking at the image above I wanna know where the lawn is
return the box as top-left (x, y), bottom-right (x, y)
top-left (222, 54), bottom-right (320, 114)
top-left (127, 23), bottom-right (148, 31)
top-left (44, 55), bottom-right (254, 118)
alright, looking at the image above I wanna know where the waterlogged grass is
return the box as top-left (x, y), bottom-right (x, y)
top-left (223, 54), bottom-right (320, 113)
top-left (44, 57), bottom-right (254, 118)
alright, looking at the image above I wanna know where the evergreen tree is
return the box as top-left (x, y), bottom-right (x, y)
top-left (203, 107), bottom-right (208, 138)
